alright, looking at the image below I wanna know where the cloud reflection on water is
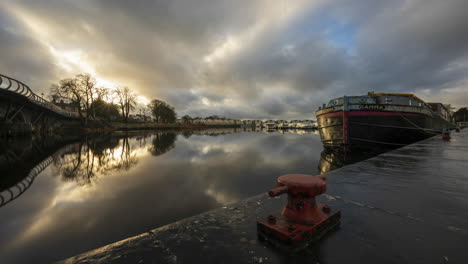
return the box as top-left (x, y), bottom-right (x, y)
top-left (0, 129), bottom-right (323, 263)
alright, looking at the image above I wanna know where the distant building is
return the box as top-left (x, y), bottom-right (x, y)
top-left (240, 119), bottom-right (258, 127)
top-left (428, 103), bottom-right (454, 123)
top-left (203, 118), bottom-right (239, 125)
top-left (53, 100), bottom-right (79, 113)
top-left (129, 114), bottom-right (151, 122)
top-left (189, 117), bottom-right (240, 126)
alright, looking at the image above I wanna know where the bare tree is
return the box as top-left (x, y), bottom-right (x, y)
top-left (95, 87), bottom-right (110, 101)
top-left (49, 74), bottom-right (101, 125)
top-left (115, 86), bottom-right (137, 123)
top-left (50, 73), bottom-right (141, 126)
top-left (50, 78), bottom-right (85, 123)
top-left (76, 74), bottom-right (97, 122)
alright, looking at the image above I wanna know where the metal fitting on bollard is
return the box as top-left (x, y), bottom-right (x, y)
top-left (257, 174), bottom-right (341, 252)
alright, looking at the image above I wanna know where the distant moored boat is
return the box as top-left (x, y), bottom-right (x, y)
top-left (315, 93), bottom-right (456, 147)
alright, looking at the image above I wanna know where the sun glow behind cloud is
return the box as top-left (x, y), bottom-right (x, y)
top-left (47, 46), bottom-right (132, 104)
top-left (136, 95), bottom-right (150, 105)
top-left (7, 4), bottom-right (142, 103)
top-left (48, 46), bottom-right (95, 74)
top-left (6, 5), bottom-right (93, 75)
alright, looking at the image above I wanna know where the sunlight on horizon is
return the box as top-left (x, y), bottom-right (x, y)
top-left (7, 4), bottom-right (147, 107)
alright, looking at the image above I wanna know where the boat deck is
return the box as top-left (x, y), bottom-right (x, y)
top-left (59, 129), bottom-right (468, 264)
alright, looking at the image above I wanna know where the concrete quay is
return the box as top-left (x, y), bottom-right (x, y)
top-left (59, 129), bottom-right (468, 264)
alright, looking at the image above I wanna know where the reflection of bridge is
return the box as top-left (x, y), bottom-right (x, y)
top-left (0, 74), bottom-right (80, 136)
top-left (0, 136), bottom-right (80, 207)
top-left (0, 156), bottom-right (53, 207)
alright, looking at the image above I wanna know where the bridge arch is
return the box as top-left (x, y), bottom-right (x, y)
top-left (6, 109), bottom-right (26, 123)
top-left (1, 73), bottom-right (83, 137)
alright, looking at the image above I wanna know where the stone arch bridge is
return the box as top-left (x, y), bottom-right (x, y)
top-left (0, 74), bottom-right (81, 136)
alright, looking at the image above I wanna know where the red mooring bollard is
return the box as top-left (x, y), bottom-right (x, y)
top-left (257, 174), bottom-right (341, 252)
top-left (442, 131), bottom-right (451, 140)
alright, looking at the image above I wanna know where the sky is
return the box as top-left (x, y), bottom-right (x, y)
top-left (0, 0), bottom-right (467, 119)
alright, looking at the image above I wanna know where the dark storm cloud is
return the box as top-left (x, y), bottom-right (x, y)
top-left (208, 34), bottom-right (353, 93)
top-left (94, 0), bottom-right (266, 45)
top-left (354, 0), bottom-right (468, 91)
top-left (259, 98), bottom-right (287, 116)
top-left (0, 8), bottom-right (58, 91)
top-left (0, 0), bottom-right (467, 118)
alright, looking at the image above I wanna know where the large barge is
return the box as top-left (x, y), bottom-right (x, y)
top-left (316, 93), bottom-right (455, 146)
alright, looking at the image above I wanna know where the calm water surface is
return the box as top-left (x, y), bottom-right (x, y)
top-left (1, 128), bottom-right (335, 263)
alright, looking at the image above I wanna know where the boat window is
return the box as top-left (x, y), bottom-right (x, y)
top-left (384, 98), bottom-right (392, 104)
top-left (327, 97), bottom-right (343, 107)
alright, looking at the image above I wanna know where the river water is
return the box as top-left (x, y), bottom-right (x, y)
top-left (1, 128), bottom-right (348, 263)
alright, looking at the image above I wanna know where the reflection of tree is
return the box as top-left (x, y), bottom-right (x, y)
top-left (181, 131), bottom-right (193, 139)
top-left (112, 137), bottom-right (139, 171)
top-left (135, 133), bottom-right (152, 147)
top-left (148, 132), bottom-right (177, 156)
top-left (52, 135), bottom-right (140, 186)
top-left (58, 142), bottom-right (95, 186)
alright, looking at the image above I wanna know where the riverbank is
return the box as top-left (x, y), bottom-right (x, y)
top-left (111, 122), bottom-right (242, 131)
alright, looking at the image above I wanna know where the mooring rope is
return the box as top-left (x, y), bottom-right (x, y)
top-left (398, 113), bottom-right (440, 134)
top-left (349, 121), bottom-right (440, 133)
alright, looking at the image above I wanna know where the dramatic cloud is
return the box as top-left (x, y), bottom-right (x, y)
top-left (0, 0), bottom-right (467, 118)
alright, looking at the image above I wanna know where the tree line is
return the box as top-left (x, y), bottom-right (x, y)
top-left (49, 73), bottom-right (177, 125)
top-left (454, 107), bottom-right (468, 122)
top-left (179, 115), bottom-right (233, 124)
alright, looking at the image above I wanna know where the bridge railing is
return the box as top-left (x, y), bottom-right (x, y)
top-left (0, 155), bottom-right (55, 208)
top-left (0, 74), bottom-right (80, 118)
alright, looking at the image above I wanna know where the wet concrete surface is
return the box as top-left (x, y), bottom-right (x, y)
top-left (58, 130), bottom-right (468, 264)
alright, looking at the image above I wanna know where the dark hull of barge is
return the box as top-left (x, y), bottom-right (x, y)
top-left (317, 111), bottom-right (454, 147)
